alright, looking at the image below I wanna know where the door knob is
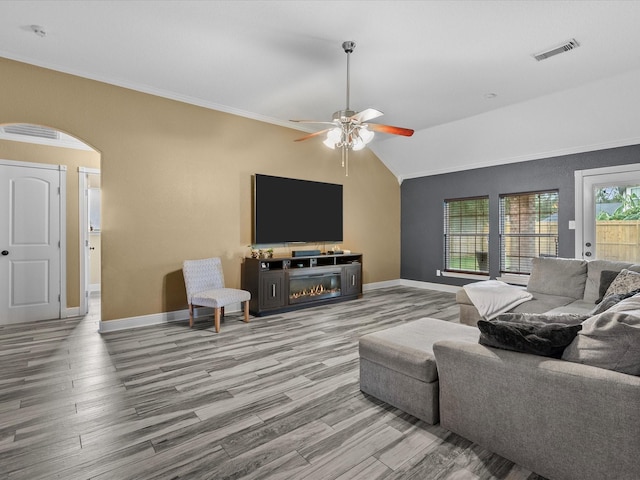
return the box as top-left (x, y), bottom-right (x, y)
top-left (1, 250), bottom-right (8, 256)
top-left (585, 252), bottom-right (592, 257)
top-left (585, 242), bottom-right (592, 247)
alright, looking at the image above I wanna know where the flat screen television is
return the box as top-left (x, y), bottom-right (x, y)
top-left (253, 174), bottom-right (343, 244)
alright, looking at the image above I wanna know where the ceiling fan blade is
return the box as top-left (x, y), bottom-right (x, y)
top-left (367, 123), bottom-right (414, 137)
top-left (350, 108), bottom-right (383, 123)
top-left (290, 119), bottom-right (336, 126)
top-left (294, 128), bottom-right (332, 142)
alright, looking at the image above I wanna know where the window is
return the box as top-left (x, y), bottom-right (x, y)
top-left (444, 197), bottom-right (489, 274)
top-left (500, 191), bottom-right (558, 275)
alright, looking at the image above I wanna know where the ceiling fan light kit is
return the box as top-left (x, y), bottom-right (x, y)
top-left (291, 41), bottom-right (414, 176)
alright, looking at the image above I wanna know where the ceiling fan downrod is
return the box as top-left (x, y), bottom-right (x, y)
top-left (342, 41), bottom-right (356, 113)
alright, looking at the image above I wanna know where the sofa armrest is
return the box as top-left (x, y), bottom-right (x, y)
top-left (433, 340), bottom-right (640, 480)
top-left (455, 289), bottom-right (482, 326)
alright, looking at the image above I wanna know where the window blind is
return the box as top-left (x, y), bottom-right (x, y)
top-left (499, 191), bottom-right (558, 275)
top-left (444, 197), bottom-right (489, 274)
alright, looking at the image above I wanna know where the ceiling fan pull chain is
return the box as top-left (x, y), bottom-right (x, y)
top-left (344, 146), bottom-right (349, 177)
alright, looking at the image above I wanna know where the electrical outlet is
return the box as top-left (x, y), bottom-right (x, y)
top-left (436, 269), bottom-right (441, 276)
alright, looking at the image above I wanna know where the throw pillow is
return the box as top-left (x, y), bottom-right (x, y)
top-left (562, 309), bottom-right (640, 376)
top-left (602, 269), bottom-right (640, 299)
top-left (478, 317), bottom-right (583, 359)
top-left (591, 289), bottom-right (640, 315)
top-left (595, 270), bottom-right (622, 304)
top-left (493, 312), bottom-right (590, 325)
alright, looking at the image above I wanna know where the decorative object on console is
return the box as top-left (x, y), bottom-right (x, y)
top-left (290, 41), bottom-right (414, 176)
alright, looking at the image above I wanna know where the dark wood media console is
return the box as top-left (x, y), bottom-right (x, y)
top-left (241, 253), bottom-right (363, 316)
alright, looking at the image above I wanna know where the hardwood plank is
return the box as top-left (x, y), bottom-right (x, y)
top-left (0, 287), bottom-right (544, 480)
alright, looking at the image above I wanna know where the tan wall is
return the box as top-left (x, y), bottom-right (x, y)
top-left (0, 139), bottom-right (100, 307)
top-left (0, 57), bottom-right (400, 321)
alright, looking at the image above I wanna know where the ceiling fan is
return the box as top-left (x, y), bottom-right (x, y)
top-left (290, 41), bottom-right (414, 176)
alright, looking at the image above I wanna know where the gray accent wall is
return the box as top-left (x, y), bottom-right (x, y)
top-left (401, 144), bottom-right (640, 286)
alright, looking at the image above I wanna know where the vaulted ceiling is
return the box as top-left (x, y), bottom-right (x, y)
top-left (2, 1), bottom-right (640, 180)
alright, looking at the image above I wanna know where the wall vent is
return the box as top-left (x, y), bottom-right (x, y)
top-left (3, 124), bottom-right (60, 140)
top-left (533, 38), bottom-right (580, 61)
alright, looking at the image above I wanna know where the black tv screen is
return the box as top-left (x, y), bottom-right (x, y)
top-left (253, 174), bottom-right (343, 244)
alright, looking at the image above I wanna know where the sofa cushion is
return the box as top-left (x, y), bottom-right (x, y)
top-left (602, 269), bottom-right (640, 299)
top-left (562, 295), bottom-right (640, 376)
top-left (510, 292), bottom-right (576, 314)
top-left (527, 257), bottom-right (587, 300)
top-left (583, 259), bottom-right (633, 303)
top-left (546, 299), bottom-right (595, 315)
top-left (478, 316), bottom-right (583, 358)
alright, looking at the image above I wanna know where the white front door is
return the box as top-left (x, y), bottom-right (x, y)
top-left (576, 163), bottom-right (640, 262)
top-left (0, 161), bottom-right (63, 323)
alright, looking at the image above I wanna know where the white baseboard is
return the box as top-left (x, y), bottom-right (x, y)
top-left (398, 279), bottom-right (461, 293)
top-left (99, 279), bottom-right (461, 333)
top-left (65, 306), bottom-right (80, 318)
top-left (362, 279), bottom-right (403, 291)
top-left (99, 303), bottom-right (242, 333)
top-left (364, 278), bottom-right (461, 293)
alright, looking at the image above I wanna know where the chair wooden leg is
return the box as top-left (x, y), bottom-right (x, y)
top-left (214, 307), bottom-right (221, 333)
top-left (189, 304), bottom-right (194, 328)
top-left (221, 306), bottom-right (225, 317)
top-left (243, 301), bottom-right (249, 323)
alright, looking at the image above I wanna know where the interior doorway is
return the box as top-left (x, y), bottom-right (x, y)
top-left (0, 123), bottom-right (100, 322)
top-left (79, 168), bottom-right (101, 315)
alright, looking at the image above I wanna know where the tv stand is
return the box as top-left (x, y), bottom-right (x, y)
top-left (241, 253), bottom-right (363, 316)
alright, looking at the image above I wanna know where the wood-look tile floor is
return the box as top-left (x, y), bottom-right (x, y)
top-left (0, 287), bottom-right (547, 480)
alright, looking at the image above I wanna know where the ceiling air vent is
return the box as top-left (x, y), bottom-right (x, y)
top-left (3, 124), bottom-right (60, 140)
top-left (533, 38), bottom-right (580, 61)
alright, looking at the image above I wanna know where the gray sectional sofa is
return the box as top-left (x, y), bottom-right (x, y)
top-left (457, 257), bottom-right (640, 326)
top-left (359, 257), bottom-right (640, 480)
top-left (434, 337), bottom-right (640, 480)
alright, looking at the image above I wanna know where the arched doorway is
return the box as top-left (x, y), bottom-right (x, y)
top-left (0, 123), bottom-right (101, 323)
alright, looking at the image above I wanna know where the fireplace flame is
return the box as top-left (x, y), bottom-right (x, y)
top-left (290, 283), bottom-right (340, 300)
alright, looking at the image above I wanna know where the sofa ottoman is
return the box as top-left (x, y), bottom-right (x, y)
top-left (359, 318), bottom-right (479, 424)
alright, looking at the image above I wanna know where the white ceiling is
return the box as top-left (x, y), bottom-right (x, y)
top-left (2, 1), bottom-right (640, 179)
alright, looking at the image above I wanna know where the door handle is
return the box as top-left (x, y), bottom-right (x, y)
top-left (1, 250), bottom-right (8, 256)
